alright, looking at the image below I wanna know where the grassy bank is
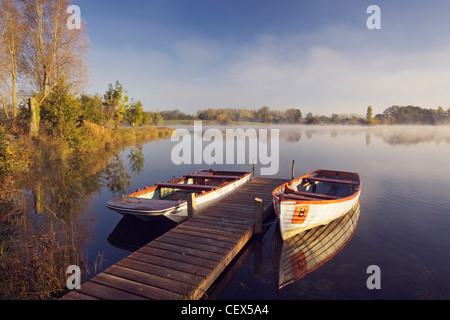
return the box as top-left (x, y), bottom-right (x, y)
top-left (0, 123), bottom-right (173, 300)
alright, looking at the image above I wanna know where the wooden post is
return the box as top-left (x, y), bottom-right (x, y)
top-left (252, 158), bottom-right (255, 180)
top-left (29, 98), bottom-right (39, 138)
top-left (291, 160), bottom-right (295, 180)
top-left (187, 193), bottom-right (196, 219)
top-left (254, 197), bottom-right (263, 234)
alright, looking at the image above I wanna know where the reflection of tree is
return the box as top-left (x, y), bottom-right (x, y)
top-left (0, 133), bottom-right (167, 299)
top-left (127, 146), bottom-right (144, 175)
top-left (366, 131), bottom-right (372, 146)
top-left (278, 126), bottom-right (450, 146)
top-left (371, 127), bottom-right (450, 146)
top-left (0, 151), bottom-right (111, 299)
top-left (103, 154), bottom-right (132, 197)
top-left (279, 128), bottom-right (302, 142)
top-left (0, 144), bottom-right (148, 299)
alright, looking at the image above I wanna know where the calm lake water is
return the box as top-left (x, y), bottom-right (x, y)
top-left (9, 125), bottom-right (450, 300)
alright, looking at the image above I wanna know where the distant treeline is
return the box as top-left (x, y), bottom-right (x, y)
top-left (374, 105), bottom-right (450, 125)
top-left (159, 105), bottom-right (450, 125)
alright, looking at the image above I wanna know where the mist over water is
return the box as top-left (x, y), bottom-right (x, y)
top-left (7, 125), bottom-right (450, 299)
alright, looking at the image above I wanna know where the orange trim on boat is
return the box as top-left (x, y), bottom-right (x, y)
top-left (272, 169), bottom-right (361, 207)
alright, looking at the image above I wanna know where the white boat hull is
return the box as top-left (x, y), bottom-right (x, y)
top-left (273, 169), bottom-right (362, 241)
top-left (275, 193), bottom-right (360, 240)
top-left (107, 171), bottom-right (252, 223)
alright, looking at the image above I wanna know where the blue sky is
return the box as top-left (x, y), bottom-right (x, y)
top-left (76, 0), bottom-right (450, 115)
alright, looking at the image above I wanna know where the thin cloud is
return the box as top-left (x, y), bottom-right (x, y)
top-left (87, 24), bottom-right (450, 115)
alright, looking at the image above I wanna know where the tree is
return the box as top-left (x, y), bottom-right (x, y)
top-left (367, 106), bottom-right (374, 126)
top-left (80, 94), bottom-right (104, 125)
top-left (197, 108), bottom-right (216, 120)
top-left (331, 113), bottom-right (340, 124)
top-left (103, 81), bottom-right (129, 128)
top-left (39, 85), bottom-right (81, 140)
top-left (126, 100), bottom-right (144, 127)
top-left (20, 0), bottom-right (89, 105)
top-left (305, 112), bottom-right (315, 124)
top-left (0, 0), bottom-right (24, 119)
top-left (153, 112), bottom-right (163, 125)
top-left (142, 112), bottom-right (153, 125)
top-left (237, 108), bottom-right (254, 122)
top-left (285, 108), bottom-right (302, 124)
top-left (258, 106), bottom-right (272, 123)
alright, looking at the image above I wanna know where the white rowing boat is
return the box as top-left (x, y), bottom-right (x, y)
top-left (107, 170), bottom-right (252, 223)
top-left (272, 169), bottom-right (361, 240)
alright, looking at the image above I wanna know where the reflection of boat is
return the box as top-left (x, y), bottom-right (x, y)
top-left (108, 215), bottom-right (177, 252)
top-left (272, 202), bottom-right (360, 290)
top-left (106, 170), bottom-right (252, 223)
top-left (272, 169), bottom-right (361, 240)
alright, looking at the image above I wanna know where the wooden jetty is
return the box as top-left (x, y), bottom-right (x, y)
top-left (61, 177), bottom-right (286, 300)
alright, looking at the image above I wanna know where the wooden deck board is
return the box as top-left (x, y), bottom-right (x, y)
top-left (61, 178), bottom-right (286, 300)
top-left (147, 240), bottom-right (224, 262)
top-left (128, 251), bottom-right (212, 277)
top-left (104, 265), bottom-right (196, 297)
top-left (116, 258), bottom-right (204, 285)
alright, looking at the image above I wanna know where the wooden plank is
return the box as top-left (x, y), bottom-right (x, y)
top-left (176, 223), bottom-right (244, 240)
top-left (183, 219), bottom-right (249, 233)
top-left (158, 183), bottom-right (216, 191)
top-left (116, 258), bottom-right (204, 285)
top-left (160, 231), bottom-right (236, 249)
top-left (170, 226), bottom-right (239, 244)
top-left (128, 251), bottom-right (211, 277)
top-left (282, 190), bottom-right (340, 200)
top-left (104, 265), bottom-right (196, 297)
top-left (156, 233), bottom-right (231, 256)
top-left (74, 279), bottom-right (147, 300)
top-left (209, 202), bottom-right (255, 211)
top-left (148, 239), bottom-right (224, 262)
top-left (306, 176), bottom-right (359, 185)
top-left (202, 209), bottom-right (255, 220)
top-left (185, 174), bottom-right (240, 180)
top-left (91, 272), bottom-right (184, 300)
top-left (138, 245), bottom-right (218, 269)
top-left (192, 215), bottom-right (254, 228)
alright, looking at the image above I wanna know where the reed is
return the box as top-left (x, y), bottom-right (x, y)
top-left (0, 220), bottom-right (83, 300)
top-left (0, 124), bottom-right (174, 299)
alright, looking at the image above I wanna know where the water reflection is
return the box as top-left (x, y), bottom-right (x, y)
top-left (0, 145), bottom-right (145, 299)
top-left (277, 125), bottom-right (450, 146)
top-left (271, 202), bottom-right (360, 290)
top-left (173, 124), bottom-right (450, 147)
top-left (3, 124), bottom-right (449, 300)
top-left (107, 216), bottom-right (177, 252)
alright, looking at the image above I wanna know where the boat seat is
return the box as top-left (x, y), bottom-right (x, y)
top-left (157, 183), bottom-right (216, 191)
top-left (284, 187), bottom-right (340, 200)
top-left (305, 176), bottom-right (359, 185)
top-left (185, 174), bottom-right (239, 180)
